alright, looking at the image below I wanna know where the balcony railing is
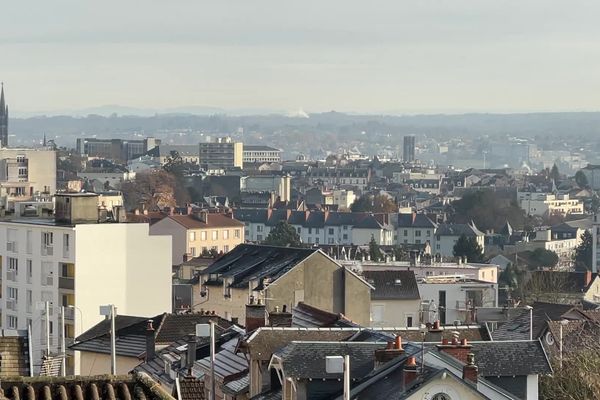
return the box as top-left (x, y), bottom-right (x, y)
top-left (42, 246), bottom-right (54, 256)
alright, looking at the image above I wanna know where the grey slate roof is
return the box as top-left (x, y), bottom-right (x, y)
top-left (195, 337), bottom-right (248, 380)
top-left (221, 374), bottom-right (249, 396)
top-left (201, 244), bottom-right (320, 289)
top-left (232, 209), bottom-right (393, 230)
top-left (470, 341), bottom-right (552, 376)
top-left (291, 302), bottom-right (357, 328)
top-left (436, 223), bottom-right (484, 237)
top-left (244, 145), bottom-right (280, 152)
top-left (395, 213), bottom-right (437, 229)
top-left (274, 341), bottom-right (386, 380)
top-left (362, 270), bottom-right (420, 300)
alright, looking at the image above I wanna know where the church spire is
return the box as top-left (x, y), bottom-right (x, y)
top-left (0, 82), bottom-right (5, 111)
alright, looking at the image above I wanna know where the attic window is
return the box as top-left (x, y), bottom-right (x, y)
top-left (394, 279), bottom-right (402, 285)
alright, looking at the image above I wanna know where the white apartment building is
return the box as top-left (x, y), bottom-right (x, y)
top-left (243, 145), bottom-right (282, 164)
top-left (517, 191), bottom-right (584, 217)
top-left (0, 148), bottom-right (56, 209)
top-left (0, 194), bottom-right (172, 375)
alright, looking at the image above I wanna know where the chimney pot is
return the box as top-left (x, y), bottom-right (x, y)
top-left (461, 338), bottom-right (468, 346)
top-left (442, 338), bottom-right (449, 345)
top-left (403, 356), bottom-right (418, 388)
top-left (394, 336), bottom-right (403, 350)
top-left (145, 320), bottom-right (156, 362)
top-left (463, 353), bottom-right (479, 383)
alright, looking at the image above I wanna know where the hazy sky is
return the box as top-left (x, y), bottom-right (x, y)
top-left (2, 1), bottom-right (600, 115)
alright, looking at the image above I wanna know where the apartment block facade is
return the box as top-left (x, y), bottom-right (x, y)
top-left (198, 137), bottom-right (243, 169)
top-left (0, 196), bottom-right (172, 374)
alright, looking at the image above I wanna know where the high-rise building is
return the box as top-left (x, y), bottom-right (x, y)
top-left (76, 137), bottom-right (159, 162)
top-left (0, 193), bottom-right (172, 374)
top-left (403, 135), bottom-right (416, 162)
top-left (0, 83), bottom-right (8, 148)
top-left (198, 137), bottom-right (243, 170)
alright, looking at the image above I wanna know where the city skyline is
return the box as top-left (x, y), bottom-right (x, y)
top-left (2, 1), bottom-right (600, 115)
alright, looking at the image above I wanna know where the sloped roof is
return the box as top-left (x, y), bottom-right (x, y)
top-left (469, 341), bottom-right (552, 376)
top-left (274, 341), bottom-right (386, 380)
top-left (201, 244), bottom-right (320, 289)
top-left (0, 373), bottom-right (174, 400)
top-left (362, 270), bottom-right (420, 300)
top-left (168, 214), bottom-right (244, 230)
top-left (155, 314), bottom-right (233, 345)
top-left (395, 213), bottom-right (437, 229)
top-left (291, 302), bottom-right (357, 328)
top-left (241, 327), bottom-right (360, 361)
top-left (436, 223), bottom-right (483, 237)
top-left (195, 337), bottom-right (248, 380)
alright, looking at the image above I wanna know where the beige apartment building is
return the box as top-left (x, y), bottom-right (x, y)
top-left (150, 212), bottom-right (245, 265)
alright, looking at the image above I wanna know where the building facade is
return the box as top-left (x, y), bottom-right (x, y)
top-left (517, 191), bottom-right (584, 217)
top-left (149, 212), bottom-right (245, 265)
top-left (403, 135), bottom-right (416, 162)
top-left (198, 137), bottom-right (243, 169)
top-left (243, 145), bottom-right (282, 164)
top-left (0, 194), bottom-right (172, 375)
top-left (0, 148), bottom-right (57, 208)
top-left (76, 138), bottom-right (159, 162)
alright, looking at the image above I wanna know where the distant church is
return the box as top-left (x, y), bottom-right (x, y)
top-left (0, 83), bottom-right (8, 147)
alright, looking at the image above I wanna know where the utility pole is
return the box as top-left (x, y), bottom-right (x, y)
top-left (110, 304), bottom-right (117, 375)
top-left (210, 320), bottom-right (216, 400)
top-left (45, 301), bottom-right (51, 357)
top-left (61, 306), bottom-right (66, 376)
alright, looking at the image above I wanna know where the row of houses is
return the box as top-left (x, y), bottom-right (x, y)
top-left (233, 209), bottom-right (484, 257)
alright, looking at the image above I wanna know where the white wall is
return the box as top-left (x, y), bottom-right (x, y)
top-left (526, 374), bottom-right (538, 400)
top-left (150, 217), bottom-right (186, 265)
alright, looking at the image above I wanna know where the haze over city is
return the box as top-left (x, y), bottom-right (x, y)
top-left (3, 1), bottom-right (600, 115)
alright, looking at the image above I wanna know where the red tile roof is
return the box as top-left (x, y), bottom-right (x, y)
top-left (169, 214), bottom-right (244, 230)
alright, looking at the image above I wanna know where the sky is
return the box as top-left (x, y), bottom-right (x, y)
top-left (2, 0), bottom-right (600, 115)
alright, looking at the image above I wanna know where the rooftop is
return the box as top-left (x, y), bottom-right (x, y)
top-left (362, 270), bottom-right (420, 300)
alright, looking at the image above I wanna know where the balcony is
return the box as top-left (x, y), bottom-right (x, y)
top-left (63, 307), bottom-right (75, 320)
top-left (59, 276), bottom-right (74, 290)
top-left (6, 242), bottom-right (17, 253)
top-left (42, 246), bottom-right (54, 256)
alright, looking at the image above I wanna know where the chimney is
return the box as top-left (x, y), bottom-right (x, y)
top-left (437, 338), bottom-right (473, 364)
top-left (412, 211), bottom-right (417, 224)
top-left (268, 305), bottom-right (293, 327)
top-left (584, 270), bottom-right (593, 287)
top-left (403, 356), bottom-right (418, 388)
top-left (425, 320), bottom-right (444, 342)
top-left (374, 336), bottom-right (404, 368)
top-left (186, 334), bottom-right (197, 375)
top-left (462, 353), bottom-right (479, 384)
top-left (145, 320), bottom-right (156, 362)
top-left (245, 298), bottom-right (267, 332)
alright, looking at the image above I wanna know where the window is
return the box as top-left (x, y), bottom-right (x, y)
top-left (315, 237), bottom-right (319, 244)
top-left (343, 234), bottom-right (348, 240)
top-left (8, 257), bottom-right (18, 274)
top-left (406, 315), bottom-right (414, 327)
top-left (426, 230), bottom-right (431, 236)
top-left (415, 230), bottom-right (422, 237)
top-left (257, 234), bottom-right (263, 241)
top-left (404, 230), bottom-right (408, 236)
top-left (223, 230), bottom-right (229, 240)
top-left (201, 231), bottom-right (207, 241)
top-left (328, 228), bottom-right (334, 235)
top-left (234, 229), bottom-right (240, 238)
top-left (190, 247), bottom-right (196, 257)
top-left (63, 233), bottom-right (70, 257)
top-left (343, 225), bottom-right (348, 230)
top-left (212, 231), bottom-right (218, 240)
top-left (297, 227), bottom-right (301, 234)
top-left (308, 228), bottom-right (312, 234)
top-left (223, 245), bottom-right (229, 253)
top-left (27, 260), bottom-right (32, 283)
top-left (8, 316), bottom-right (18, 329)
top-left (8, 287), bottom-right (18, 300)
top-left (257, 225), bottom-right (263, 233)
top-left (26, 230), bottom-right (32, 254)
top-left (315, 228), bottom-right (320, 234)
top-left (42, 232), bottom-right (53, 246)
top-left (189, 232), bottom-right (196, 241)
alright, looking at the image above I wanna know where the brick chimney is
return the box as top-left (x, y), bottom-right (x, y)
top-left (584, 270), bottom-right (593, 287)
top-left (403, 356), bottom-right (418, 388)
top-left (145, 320), bottom-right (155, 362)
top-left (245, 297), bottom-right (267, 332)
top-left (425, 320), bottom-right (444, 342)
top-left (268, 305), bottom-right (293, 327)
top-left (437, 338), bottom-right (473, 364)
top-left (462, 353), bottom-right (478, 384)
top-left (374, 336), bottom-right (404, 367)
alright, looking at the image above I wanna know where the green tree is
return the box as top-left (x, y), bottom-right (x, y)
top-left (574, 170), bottom-right (589, 189)
top-left (350, 195), bottom-right (373, 212)
top-left (264, 221), bottom-right (302, 247)
top-left (573, 230), bottom-right (593, 271)
top-left (350, 194), bottom-right (397, 213)
top-left (369, 235), bottom-right (383, 261)
top-left (528, 248), bottom-right (559, 269)
top-left (453, 234), bottom-right (484, 262)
